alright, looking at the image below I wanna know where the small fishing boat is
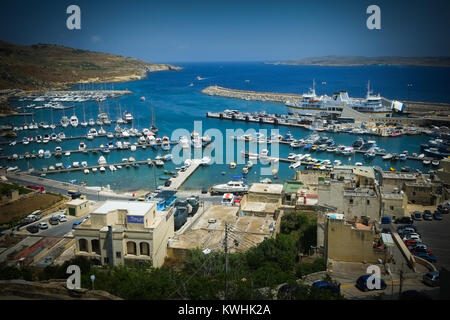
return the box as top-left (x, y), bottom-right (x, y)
top-left (79, 142), bottom-right (86, 151)
top-left (99, 166), bottom-right (106, 172)
top-left (92, 167), bottom-right (98, 173)
top-left (201, 156), bottom-right (212, 165)
top-left (229, 162), bottom-right (237, 169)
top-left (98, 156), bottom-right (107, 165)
top-left (60, 116), bottom-right (70, 127)
top-left (423, 159), bottom-right (431, 165)
top-left (432, 160), bottom-right (440, 166)
top-left (382, 153), bottom-right (393, 160)
top-left (84, 169), bottom-right (89, 174)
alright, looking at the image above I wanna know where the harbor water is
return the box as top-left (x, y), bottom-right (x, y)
top-left (1, 63), bottom-right (449, 192)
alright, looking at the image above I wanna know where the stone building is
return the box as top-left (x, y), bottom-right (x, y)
top-left (73, 200), bottom-right (174, 267)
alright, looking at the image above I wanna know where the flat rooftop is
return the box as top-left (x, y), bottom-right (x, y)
top-left (249, 183), bottom-right (283, 194)
top-left (67, 198), bottom-right (89, 206)
top-left (170, 205), bottom-right (275, 252)
top-left (381, 172), bottom-right (417, 180)
top-left (93, 200), bottom-right (156, 216)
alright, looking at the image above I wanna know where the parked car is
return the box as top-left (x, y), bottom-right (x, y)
top-left (403, 233), bottom-right (421, 241)
top-left (37, 222), bottom-right (48, 230)
top-left (72, 221), bottom-right (82, 229)
top-left (395, 216), bottom-right (413, 224)
top-left (356, 275), bottom-right (387, 292)
top-left (414, 252), bottom-right (437, 263)
top-left (404, 239), bottom-right (421, 247)
top-left (409, 243), bottom-right (428, 251)
top-left (423, 271), bottom-right (440, 287)
top-left (441, 207), bottom-right (449, 214)
top-left (58, 214), bottom-right (67, 222)
top-left (423, 210), bottom-right (433, 221)
top-left (411, 248), bottom-right (434, 256)
top-left (412, 211), bottom-right (422, 221)
top-left (49, 215), bottom-right (59, 225)
top-left (26, 224), bottom-right (39, 234)
top-left (312, 281), bottom-right (340, 295)
top-left (433, 211), bottom-right (443, 220)
top-left (398, 226), bottom-right (417, 235)
top-left (164, 180), bottom-right (172, 187)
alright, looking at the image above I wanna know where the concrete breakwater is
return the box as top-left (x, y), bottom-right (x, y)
top-left (202, 85), bottom-right (303, 104)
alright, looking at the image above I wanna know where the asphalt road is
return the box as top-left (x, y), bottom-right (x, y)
top-left (412, 213), bottom-right (450, 270)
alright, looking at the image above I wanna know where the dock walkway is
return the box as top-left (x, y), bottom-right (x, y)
top-left (163, 159), bottom-right (202, 190)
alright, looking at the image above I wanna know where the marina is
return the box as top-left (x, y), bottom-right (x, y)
top-left (1, 63), bottom-right (449, 192)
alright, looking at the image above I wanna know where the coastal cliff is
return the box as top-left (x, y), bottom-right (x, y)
top-left (0, 41), bottom-right (181, 90)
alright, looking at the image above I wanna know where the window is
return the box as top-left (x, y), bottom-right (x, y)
top-left (91, 239), bottom-right (100, 255)
top-left (390, 206), bottom-right (394, 211)
top-left (349, 199), bottom-right (353, 204)
top-left (116, 252), bottom-right (121, 258)
top-left (140, 242), bottom-right (150, 256)
top-left (367, 200), bottom-right (370, 205)
top-left (104, 257), bottom-right (109, 264)
top-left (127, 241), bottom-right (137, 255)
top-left (78, 239), bottom-right (88, 252)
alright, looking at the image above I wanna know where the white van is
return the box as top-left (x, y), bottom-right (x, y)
top-left (221, 193), bottom-right (235, 206)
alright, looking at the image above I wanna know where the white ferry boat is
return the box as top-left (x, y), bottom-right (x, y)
top-left (285, 80), bottom-right (392, 117)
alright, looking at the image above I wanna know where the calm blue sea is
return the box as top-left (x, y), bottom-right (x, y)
top-left (1, 63), bottom-right (449, 191)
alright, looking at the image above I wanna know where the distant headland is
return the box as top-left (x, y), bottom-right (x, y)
top-left (266, 55), bottom-right (450, 67)
top-left (0, 40), bottom-right (182, 90)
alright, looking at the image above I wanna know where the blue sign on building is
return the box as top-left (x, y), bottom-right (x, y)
top-left (127, 215), bottom-right (144, 224)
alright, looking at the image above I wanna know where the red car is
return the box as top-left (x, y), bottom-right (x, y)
top-left (234, 196), bottom-right (242, 204)
top-left (404, 239), bottom-right (420, 247)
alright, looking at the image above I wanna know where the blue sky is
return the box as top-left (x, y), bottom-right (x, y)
top-left (0, 0), bottom-right (449, 62)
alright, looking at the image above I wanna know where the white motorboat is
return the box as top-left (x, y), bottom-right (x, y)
top-left (79, 141), bottom-right (86, 151)
top-left (70, 115), bottom-right (79, 127)
top-left (178, 136), bottom-right (190, 149)
top-left (192, 138), bottom-right (202, 149)
top-left (98, 156), bottom-right (107, 165)
top-left (60, 116), bottom-right (69, 127)
top-left (161, 142), bottom-right (171, 151)
top-left (123, 112), bottom-right (134, 122)
top-left (99, 166), bottom-right (106, 172)
top-left (84, 169), bottom-right (89, 174)
top-left (201, 156), bottom-right (212, 165)
top-left (210, 181), bottom-right (248, 195)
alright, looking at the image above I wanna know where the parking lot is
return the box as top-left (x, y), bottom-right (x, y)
top-left (413, 213), bottom-right (450, 270)
top-left (15, 212), bottom-right (83, 237)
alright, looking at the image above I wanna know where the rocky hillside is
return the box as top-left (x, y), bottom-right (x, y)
top-left (0, 41), bottom-right (181, 90)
